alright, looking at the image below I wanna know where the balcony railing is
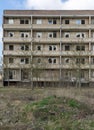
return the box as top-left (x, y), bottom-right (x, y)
top-left (3, 50), bottom-right (31, 56)
top-left (3, 24), bottom-right (31, 30)
top-left (32, 24), bottom-right (61, 30)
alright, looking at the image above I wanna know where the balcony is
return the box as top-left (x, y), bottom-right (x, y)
top-left (61, 24), bottom-right (90, 30)
top-left (3, 50), bottom-right (31, 56)
top-left (4, 64), bottom-right (30, 69)
top-left (32, 24), bottom-right (61, 30)
top-left (3, 37), bottom-right (32, 43)
top-left (61, 51), bottom-right (90, 56)
top-left (3, 24), bottom-right (31, 30)
top-left (33, 51), bottom-right (60, 56)
top-left (61, 64), bottom-right (90, 69)
top-left (33, 37), bottom-right (60, 43)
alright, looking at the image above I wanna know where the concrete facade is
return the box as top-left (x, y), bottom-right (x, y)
top-left (2, 10), bottom-right (94, 86)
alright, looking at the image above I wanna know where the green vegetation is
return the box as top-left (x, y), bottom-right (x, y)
top-left (0, 87), bottom-right (94, 130)
top-left (22, 96), bottom-right (93, 130)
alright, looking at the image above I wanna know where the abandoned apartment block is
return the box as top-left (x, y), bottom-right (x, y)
top-left (2, 10), bottom-right (94, 86)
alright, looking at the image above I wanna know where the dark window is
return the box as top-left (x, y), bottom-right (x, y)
top-left (21, 58), bottom-right (24, 63)
top-left (65, 58), bottom-right (69, 63)
top-left (37, 46), bottom-right (41, 51)
top-left (65, 45), bottom-right (70, 51)
top-left (81, 58), bottom-right (85, 64)
top-left (25, 34), bottom-right (28, 37)
top-left (81, 20), bottom-right (85, 24)
top-left (81, 46), bottom-right (85, 51)
top-left (82, 33), bottom-right (85, 38)
top-left (9, 33), bottom-right (14, 37)
top-left (53, 32), bottom-right (57, 38)
top-left (76, 46), bottom-right (85, 51)
top-left (76, 58), bottom-right (85, 64)
top-left (21, 45), bottom-right (24, 50)
top-left (49, 33), bottom-right (53, 38)
top-left (9, 71), bottom-right (13, 79)
top-left (25, 45), bottom-right (29, 50)
top-left (48, 58), bottom-right (52, 63)
top-left (53, 59), bottom-right (56, 63)
top-left (49, 46), bottom-right (52, 51)
top-left (76, 34), bottom-right (80, 37)
top-left (65, 34), bottom-right (69, 38)
top-left (65, 20), bottom-right (69, 24)
top-left (53, 19), bottom-right (57, 24)
top-left (9, 58), bottom-right (13, 63)
top-left (20, 20), bottom-right (24, 24)
top-left (53, 46), bottom-right (56, 50)
top-left (25, 20), bottom-right (29, 24)
top-left (76, 58), bottom-right (80, 64)
top-left (21, 33), bottom-right (24, 37)
top-left (76, 46), bottom-right (80, 51)
top-left (9, 45), bottom-right (14, 50)
top-left (25, 58), bottom-right (29, 64)
top-left (20, 19), bottom-right (29, 24)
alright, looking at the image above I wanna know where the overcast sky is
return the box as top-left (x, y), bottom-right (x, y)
top-left (1, 0), bottom-right (94, 57)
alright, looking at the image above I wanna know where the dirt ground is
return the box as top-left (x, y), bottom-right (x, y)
top-left (0, 87), bottom-right (94, 130)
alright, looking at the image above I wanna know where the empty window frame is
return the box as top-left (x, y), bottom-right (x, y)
top-left (9, 58), bottom-right (14, 64)
top-left (49, 45), bottom-right (57, 51)
top-left (64, 33), bottom-right (70, 38)
top-left (37, 45), bottom-right (41, 51)
top-left (76, 19), bottom-right (85, 24)
top-left (36, 32), bottom-right (42, 38)
top-left (9, 70), bottom-right (16, 79)
top-left (48, 33), bottom-right (53, 38)
top-left (20, 58), bottom-right (29, 64)
top-left (20, 32), bottom-right (29, 38)
top-left (21, 45), bottom-right (29, 51)
top-left (8, 19), bottom-right (14, 24)
top-left (48, 58), bottom-right (57, 64)
top-left (76, 45), bottom-right (85, 51)
top-left (48, 19), bottom-right (57, 24)
top-left (48, 32), bottom-right (57, 38)
top-left (76, 58), bottom-right (85, 64)
top-left (65, 20), bottom-right (69, 24)
top-left (65, 58), bottom-right (70, 64)
top-left (76, 33), bottom-right (85, 38)
top-left (20, 19), bottom-right (29, 24)
top-left (8, 32), bottom-right (14, 37)
top-left (65, 45), bottom-right (70, 51)
top-left (9, 45), bottom-right (14, 50)
top-left (36, 19), bottom-right (42, 24)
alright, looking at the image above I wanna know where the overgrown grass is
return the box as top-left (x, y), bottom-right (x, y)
top-left (22, 96), bottom-right (94, 130)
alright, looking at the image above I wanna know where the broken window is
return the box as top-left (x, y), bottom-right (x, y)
top-left (20, 19), bottom-right (29, 24)
top-left (81, 20), bottom-right (85, 24)
top-left (9, 45), bottom-right (14, 50)
top-left (20, 32), bottom-right (29, 38)
top-left (36, 32), bottom-right (42, 38)
top-left (65, 45), bottom-right (70, 51)
top-left (21, 45), bottom-right (29, 51)
top-left (65, 20), bottom-right (69, 24)
top-left (9, 58), bottom-right (14, 64)
top-left (37, 45), bottom-right (41, 51)
top-left (65, 33), bottom-right (70, 38)
top-left (9, 32), bottom-right (14, 37)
